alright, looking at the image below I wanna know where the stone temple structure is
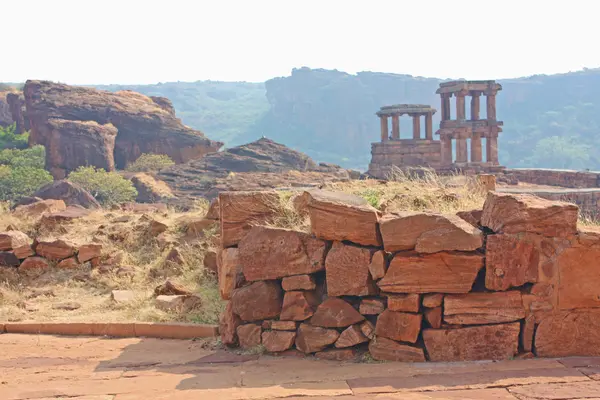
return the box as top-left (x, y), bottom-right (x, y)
top-left (368, 80), bottom-right (504, 178)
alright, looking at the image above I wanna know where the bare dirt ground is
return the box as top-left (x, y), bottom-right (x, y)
top-left (2, 333), bottom-right (600, 399)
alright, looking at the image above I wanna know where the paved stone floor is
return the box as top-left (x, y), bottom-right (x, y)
top-left (2, 334), bottom-right (600, 399)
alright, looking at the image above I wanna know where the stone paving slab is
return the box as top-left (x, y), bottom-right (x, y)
top-left (2, 334), bottom-right (600, 400)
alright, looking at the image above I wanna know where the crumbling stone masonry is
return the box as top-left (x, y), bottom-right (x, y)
top-left (218, 189), bottom-right (600, 362)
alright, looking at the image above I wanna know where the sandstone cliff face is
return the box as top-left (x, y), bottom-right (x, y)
top-left (23, 80), bottom-right (223, 175)
top-left (6, 92), bottom-right (28, 134)
top-left (0, 92), bottom-right (13, 127)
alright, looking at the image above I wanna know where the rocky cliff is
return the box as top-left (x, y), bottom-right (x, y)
top-left (23, 80), bottom-right (223, 177)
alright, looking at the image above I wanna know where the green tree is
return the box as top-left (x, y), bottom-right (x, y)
top-left (523, 136), bottom-right (591, 170)
top-left (0, 124), bottom-right (29, 150)
top-left (67, 166), bottom-right (138, 206)
top-left (125, 153), bottom-right (175, 172)
top-left (0, 145), bottom-right (46, 169)
top-left (0, 165), bottom-right (53, 202)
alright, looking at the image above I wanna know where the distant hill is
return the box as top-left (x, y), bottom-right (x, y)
top-left (51, 67), bottom-right (600, 171)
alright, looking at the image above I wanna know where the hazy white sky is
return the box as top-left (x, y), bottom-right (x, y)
top-left (4, 0), bottom-right (598, 85)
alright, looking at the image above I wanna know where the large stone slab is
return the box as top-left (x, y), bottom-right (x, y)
top-left (217, 248), bottom-right (243, 300)
top-left (295, 323), bottom-right (340, 353)
top-left (485, 234), bottom-right (539, 291)
top-left (304, 190), bottom-right (381, 246)
top-left (238, 226), bottom-right (326, 281)
top-left (380, 212), bottom-right (482, 253)
top-left (423, 323), bottom-right (520, 361)
top-left (219, 301), bottom-right (241, 346)
top-left (281, 275), bottom-right (316, 291)
top-left (236, 324), bottom-right (262, 349)
top-left (262, 331), bottom-right (296, 352)
top-left (0, 231), bottom-right (31, 251)
top-left (444, 291), bottom-right (525, 325)
top-left (231, 281), bottom-right (282, 322)
top-left (35, 239), bottom-right (76, 260)
top-left (378, 251), bottom-right (483, 294)
top-left (481, 192), bottom-right (578, 237)
top-left (325, 242), bottom-right (377, 297)
top-left (280, 291), bottom-right (318, 321)
top-left (368, 337), bottom-right (425, 362)
top-left (310, 298), bottom-right (365, 328)
top-left (536, 311), bottom-right (600, 357)
top-left (219, 191), bottom-right (279, 248)
top-left (375, 310), bottom-right (422, 343)
top-left (557, 246), bottom-right (600, 310)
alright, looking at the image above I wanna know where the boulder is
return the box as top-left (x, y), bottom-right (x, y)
top-left (182, 217), bottom-right (218, 237)
top-left (535, 311), bottom-right (600, 357)
top-left (279, 291), bottom-right (319, 321)
top-left (368, 337), bottom-right (425, 362)
top-left (206, 198), bottom-right (220, 220)
top-left (56, 257), bottom-right (79, 269)
top-left (375, 310), bottom-right (422, 343)
top-left (485, 234), bottom-right (540, 291)
top-left (295, 323), bottom-right (340, 353)
top-left (456, 209), bottom-right (483, 227)
top-left (238, 226), bottom-right (326, 281)
top-left (220, 302), bottom-right (241, 346)
top-left (423, 323), bottom-right (520, 361)
top-left (40, 206), bottom-right (92, 227)
top-left (236, 324), bottom-right (262, 349)
top-left (269, 321), bottom-right (297, 331)
top-left (304, 190), bottom-right (381, 246)
top-left (0, 231), bottom-right (31, 251)
top-left (481, 192), bottom-right (578, 237)
top-left (13, 199), bottom-right (66, 217)
top-left (35, 239), bottom-right (76, 260)
top-left (77, 244), bottom-right (103, 263)
top-left (387, 294), bottom-right (420, 313)
top-left (424, 307), bottom-right (442, 328)
top-left (111, 290), bottom-right (136, 304)
top-left (422, 294), bottom-right (444, 308)
top-left (12, 245), bottom-right (34, 259)
top-left (217, 248), bottom-right (243, 300)
top-left (18, 257), bottom-right (49, 273)
top-left (262, 331), bottom-right (296, 353)
top-left (325, 242), bottom-right (377, 297)
top-left (310, 298), bottom-right (365, 328)
top-left (130, 173), bottom-right (175, 203)
top-left (444, 291), bottom-right (526, 325)
top-left (379, 212), bottom-right (483, 253)
top-left (219, 191), bottom-right (279, 248)
top-left (231, 281), bottom-right (283, 322)
top-left (378, 251), bottom-right (484, 294)
top-left (155, 295), bottom-right (202, 313)
top-left (359, 298), bottom-right (386, 315)
top-left (282, 275), bottom-right (316, 291)
top-left (154, 280), bottom-right (192, 296)
top-left (368, 250), bottom-right (388, 280)
top-left (0, 251), bottom-right (20, 267)
top-left (33, 180), bottom-right (100, 209)
top-left (335, 325), bottom-right (369, 348)
top-left (203, 250), bottom-right (218, 275)
top-left (315, 348), bottom-right (357, 361)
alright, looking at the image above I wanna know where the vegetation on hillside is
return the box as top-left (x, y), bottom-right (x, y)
top-left (125, 153), bottom-right (175, 172)
top-left (0, 145), bottom-right (53, 202)
top-left (0, 124), bottom-right (29, 150)
top-left (67, 166), bottom-right (138, 206)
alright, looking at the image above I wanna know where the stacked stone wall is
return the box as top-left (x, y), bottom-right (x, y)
top-left (218, 189), bottom-right (600, 362)
top-left (503, 168), bottom-right (600, 188)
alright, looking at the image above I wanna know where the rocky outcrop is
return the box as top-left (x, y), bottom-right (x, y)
top-left (0, 91), bottom-right (12, 127)
top-left (129, 173), bottom-right (175, 203)
top-left (33, 180), bottom-right (100, 209)
top-left (23, 80), bottom-right (223, 176)
top-left (6, 92), bottom-right (28, 134)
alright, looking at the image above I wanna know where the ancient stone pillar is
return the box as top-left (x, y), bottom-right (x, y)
top-left (456, 137), bottom-right (468, 163)
top-left (487, 133), bottom-right (499, 164)
top-left (441, 136), bottom-right (453, 165)
top-left (471, 133), bottom-right (482, 163)
top-left (425, 113), bottom-right (433, 140)
top-left (456, 93), bottom-right (466, 120)
top-left (412, 114), bottom-right (421, 139)
top-left (391, 114), bottom-right (400, 140)
top-left (441, 94), bottom-right (451, 121)
top-left (486, 91), bottom-right (497, 120)
top-left (380, 116), bottom-right (389, 142)
top-left (470, 92), bottom-right (481, 120)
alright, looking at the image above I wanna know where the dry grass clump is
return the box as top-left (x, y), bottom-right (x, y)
top-left (0, 200), bottom-right (224, 324)
top-left (265, 191), bottom-right (310, 233)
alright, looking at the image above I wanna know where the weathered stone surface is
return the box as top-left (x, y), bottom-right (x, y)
top-left (155, 295), bottom-right (202, 313)
top-left (444, 291), bottom-right (526, 325)
top-left (56, 257), bottom-right (79, 269)
top-left (295, 323), bottom-right (340, 353)
top-left (206, 198), bottom-right (220, 220)
top-left (360, 320), bottom-right (375, 339)
top-left (13, 199), bottom-right (66, 217)
top-left (359, 298), bottom-right (386, 315)
top-left (270, 320), bottom-right (297, 331)
top-left (77, 244), bottom-right (102, 263)
top-left (316, 348), bottom-right (357, 361)
top-left (481, 192), bottom-right (578, 237)
top-left (0, 231), bottom-right (31, 251)
top-left (368, 250), bottom-right (388, 280)
top-left (378, 251), bottom-right (483, 294)
top-left (485, 234), bottom-right (539, 291)
top-left (335, 325), bottom-right (369, 348)
top-left (456, 209), bottom-right (483, 227)
top-left (24, 80), bottom-right (222, 173)
top-left (231, 281), bottom-right (283, 322)
top-left (387, 294), bottom-right (420, 312)
top-left (111, 290), bottom-right (136, 304)
top-left (310, 298), bottom-right (365, 328)
top-left (182, 217), bottom-right (218, 237)
top-left (325, 242), bottom-right (377, 297)
top-left (375, 310), bottom-right (422, 343)
top-left (0, 251), bottom-right (20, 267)
top-left (522, 315), bottom-right (535, 353)
top-left (12, 245), bottom-right (34, 259)
top-left (425, 306), bottom-right (442, 328)
top-left (379, 212), bottom-right (482, 253)
top-left (368, 337), bottom-right (425, 362)
top-left (236, 324), bottom-right (262, 348)
top-left (219, 191), bottom-right (279, 248)
top-left (557, 246), bottom-right (600, 310)
top-left (280, 291), bottom-right (318, 321)
top-left (128, 173), bottom-right (174, 204)
top-left (423, 323), bottom-right (520, 361)
top-left (203, 250), bottom-right (218, 275)
top-left (219, 301), bottom-right (241, 346)
top-left (217, 248), bottom-right (243, 300)
top-left (154, 280), bottom-right (192, 296)
top-left (41, 206), bottom-right (92, 227)
top-left (239, 226), bottom-right (326, 281)
top-left (305, 190), bottom-right (381, 246)
top-left (422, 293), bottom-right (444, 308)
top-left (18, 257), bottom-right (49, 273)
top-left (536, 311), bottom-right (600, 357)
top-left (262, 331), bottom-right (296, 352)
top-left (33, 180), bottom-right (100, 209)
top-left (282, 275), bottom-right (316, 291)
top-left (35, 239), bottom-right (75, 260)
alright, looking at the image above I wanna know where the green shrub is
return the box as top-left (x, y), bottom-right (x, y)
top-left (0, 145), bottom-right (46, 169)
top-left (0, 124), bottom-right (29, 150)
top-left (0, 165), bottom-right (53, 202)
top-left (67, 166), bottom-right (138, 206)
top-left (125, 153), bottom-right (175, 172)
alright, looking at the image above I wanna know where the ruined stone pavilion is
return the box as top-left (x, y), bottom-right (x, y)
top-left (368, 80), bottom-right (505, 178)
